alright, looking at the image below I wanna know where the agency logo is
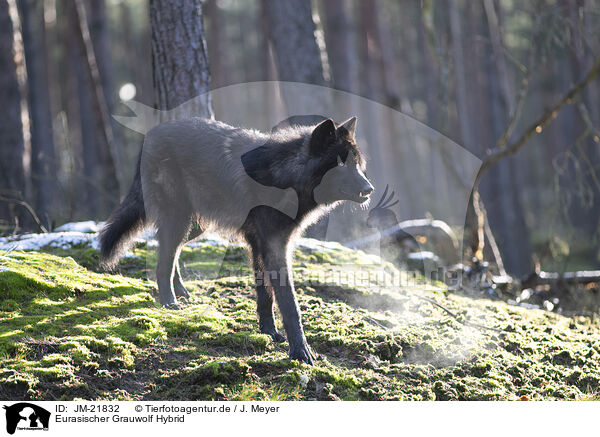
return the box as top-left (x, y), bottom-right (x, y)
top-left (3, 403), bottom-right (50, 435)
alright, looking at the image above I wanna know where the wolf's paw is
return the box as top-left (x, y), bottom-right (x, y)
top-left (159, 294), bottom-right (181, 309)
top-left (261, 327), bottom-right (286, 343)
top-left (289, 343), bottom-right (316, 365)
top-left (174, 283), bottom-right (191, 300)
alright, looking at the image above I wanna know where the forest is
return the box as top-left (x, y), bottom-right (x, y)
top-left (0, 0), bottom-right (600, 402)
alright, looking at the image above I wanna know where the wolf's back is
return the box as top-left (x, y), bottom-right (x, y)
top-left (99, 153), bottom-right (146, 269)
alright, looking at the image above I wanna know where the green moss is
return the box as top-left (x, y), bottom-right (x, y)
top-left (2, 241), bottom-right (600, 401)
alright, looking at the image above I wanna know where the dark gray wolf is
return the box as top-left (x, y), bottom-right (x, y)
top-left (99, 116), bottom-right (373, 364)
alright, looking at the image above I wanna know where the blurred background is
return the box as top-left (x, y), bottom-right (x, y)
top-left (0, 0), bottom-right (599, 279)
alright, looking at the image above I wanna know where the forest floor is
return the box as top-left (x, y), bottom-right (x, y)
top-left (1, 224), bottom-right (599, 401)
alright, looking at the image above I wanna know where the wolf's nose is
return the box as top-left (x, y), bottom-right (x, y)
top-left (361, 185), bottom-right (374, 196)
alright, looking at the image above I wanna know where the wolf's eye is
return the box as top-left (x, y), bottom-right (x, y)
top-left (337, 155), bottom-right (345, 167)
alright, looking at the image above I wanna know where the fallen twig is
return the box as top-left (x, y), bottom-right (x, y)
top-left (418, 296), bottom-right (503, 332)
top-left (0, 195), bottom-right (48, 233)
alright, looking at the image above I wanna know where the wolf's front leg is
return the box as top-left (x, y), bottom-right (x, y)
top-left (264, 252), bottom-right (315, 365)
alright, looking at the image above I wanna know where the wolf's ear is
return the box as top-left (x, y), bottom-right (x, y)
top-left (310, 119), bottom-right (337, 154)
top-left (338, 116), bottom-right (357, 140)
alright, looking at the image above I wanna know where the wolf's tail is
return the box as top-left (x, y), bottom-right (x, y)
top-left (99, 153), bottom-right (146, 269)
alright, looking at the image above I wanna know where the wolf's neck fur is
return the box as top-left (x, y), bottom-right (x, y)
top-left (240, 125), bottom-right (339, 242)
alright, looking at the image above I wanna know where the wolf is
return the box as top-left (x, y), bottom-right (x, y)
top-left (99, 116), bottom-right (373, 364)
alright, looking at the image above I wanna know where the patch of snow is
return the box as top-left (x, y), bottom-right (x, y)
top-left (187, 232), bottom-right (242, 248)
top-left (54, 221), bottom-right (100, 233)
top-left (1, 221), bottom-right (348, 255)
top-left (296, 238), bottom-right (345, 252)
top-left (408, 251), bottom-right (439, 261)
top-left (0, 232), bottom-right (99, 251)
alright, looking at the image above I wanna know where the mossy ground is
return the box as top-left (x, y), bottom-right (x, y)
top-left (1, 238), bottom-right (600, 401)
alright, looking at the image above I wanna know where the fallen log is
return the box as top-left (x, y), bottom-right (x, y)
top-left (522, 270), bottom-right (600, 288)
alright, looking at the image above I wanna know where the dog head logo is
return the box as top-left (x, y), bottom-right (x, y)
top-left (3, 403), bottom-right (50, 435)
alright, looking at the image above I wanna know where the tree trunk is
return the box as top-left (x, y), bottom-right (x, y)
top-left (71, 0), bottom-right (120, 208)
top-left (204, 0), bottom-right (225, 89)
top-left (19, 0), bottom-right (56, 230)
top-left (322, 0), bottom-right (357, 93)
top-left (149, 0), bottom-right (213, 117)
top-left (0, 0), bottom-right (27, 229)
top-left (418, 2), bottom-right (441, 130)
top-left (482, 0), bottom-right (531, 275)
top-left (119, 0), bottom-right (152, 106)
top-left (87, 0), bottom-right (124, 195)
top-left (265, 0), bottom-right (325, 86)
top-left (264, 0), bottom-right (328, 238)
top-left (448, 0), bottom-right (474, 152)
top-left (258, 0), bottom-right (278, 123)
top-left (264, 0), bottom-right (327, 112)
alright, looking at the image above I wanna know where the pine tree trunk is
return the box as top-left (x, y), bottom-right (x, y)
top-left (264, 0), bottom-right (329, 238)
top-left (19, 0), bottom-right (56, 230)
top-left (204, 0), bottom-right (225, 89)
top-left (88, 0), bottom-right (124, 195)
top-left (264, 0), bottom-right (328, 112)
top-left (149, 0), bottom-right (213, 117)
top-left (72, 0), bottom-right (120, 208)
top-left (0, 0), bottom-right (26, 228)
top-left (482, 0), bottom-right (532, 275)
top-left (448, 0), bottom-right (474, 152)
top-left (322, 0), bottom-right (357, 93)
top-left (265, 0), bottom-right (325, 86)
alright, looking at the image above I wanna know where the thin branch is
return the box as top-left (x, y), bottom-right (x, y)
top-left (483, 204), bottom-right (507, 277)
top-left (418, 296), bottom-right (502, 332)
top-left (476, 56), bottom-right (600, 187)
top-left (495, 73), bottom-right (531, 150)
top-left (472, 189), bottom-right (485, 260)
top-left (577, 102), bottom-right (600, 138)
top-left (0, 195), bottom-right (48, 233)
top-left (72, 0), bottom-right (123, 193)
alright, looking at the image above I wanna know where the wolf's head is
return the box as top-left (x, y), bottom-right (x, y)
top-left (309, 117), bottom-right (373, 205)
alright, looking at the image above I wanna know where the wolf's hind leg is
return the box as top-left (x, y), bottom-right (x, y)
top-left (173, 262), bottom-right (190, 300)
top-left (249, 242), bottom-right (285, 343)
top-left (173, 224), bottom-right (204, 299)
top-left (156, 219), bottom-right (190, 308)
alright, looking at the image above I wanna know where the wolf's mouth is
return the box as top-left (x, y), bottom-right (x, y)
top-left (340, 189), bottom-right (371, 203)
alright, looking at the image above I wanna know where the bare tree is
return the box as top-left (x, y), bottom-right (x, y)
top-left (19, 0), bottom-right (56, 230)
top-left (0, 0), bottom-right (26, 230)
top-left (149, 0), bottom-right (213, 116)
